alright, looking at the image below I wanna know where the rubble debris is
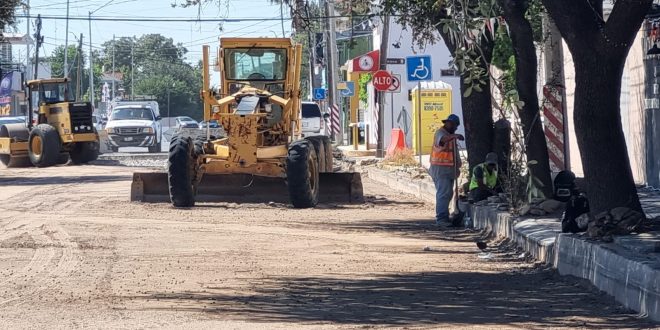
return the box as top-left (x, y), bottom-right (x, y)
top-left (587, 207), bottom-right (646, 239)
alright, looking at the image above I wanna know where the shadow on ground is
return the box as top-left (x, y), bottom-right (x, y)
top-left (329, 218), bottom-right (482, 243)
top-left (126, 270), bottom-right (648, 328)
top-left (0, 175), bottom-right (129, 186)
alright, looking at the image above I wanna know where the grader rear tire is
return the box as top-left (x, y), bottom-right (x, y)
top-left (168, 134), bottom-right (197, 208)
top-left (286, 140), bottom-right (319, 208)
top-left (305, 136), bottom-right (326, 174)
top-left (28, 124), bottom-right (61, 168)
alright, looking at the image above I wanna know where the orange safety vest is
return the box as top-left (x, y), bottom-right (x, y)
top-left (430, 129), bottom-right (455, 166)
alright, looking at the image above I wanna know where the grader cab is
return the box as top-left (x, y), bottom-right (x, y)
top-left (131, 38), bottom-right (363, 207)
top-left (0, 78), bottom-right (99, 168)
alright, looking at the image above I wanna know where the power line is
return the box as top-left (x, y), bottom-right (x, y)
top-left (14, 13), bottom-right (379, 22)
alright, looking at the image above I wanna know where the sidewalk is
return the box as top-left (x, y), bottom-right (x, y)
top-left (355, 158), bottom-right (660, 322)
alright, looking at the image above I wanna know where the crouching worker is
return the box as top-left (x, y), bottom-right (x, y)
top-left (468, 152), bottom-right (500, 202)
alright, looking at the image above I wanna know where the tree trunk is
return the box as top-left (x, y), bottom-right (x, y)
top-left (541, 0), bottom-right (651, 214)
top-left (438, 29), bottom-right (495, 172)
top-left (572, 55), bottom-right (642, 214)
top-left (500, 0), bottom-right (554, 198)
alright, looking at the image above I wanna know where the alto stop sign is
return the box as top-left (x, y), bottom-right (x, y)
top-left (372, 70), bottom-right (393, 91)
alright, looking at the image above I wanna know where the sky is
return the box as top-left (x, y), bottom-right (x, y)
top-left (10, 0), bottom-right (293, 64)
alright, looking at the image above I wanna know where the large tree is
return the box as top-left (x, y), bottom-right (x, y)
top-left (382, 0), bottom-right (495, 173)
top-left (496, 0), bottom-right (553, 197)
top-left (0, 0), bottom-right (21, 30)
top-left (100, 34), bottom-right (201, 118)
top-left (541, 0), bottom-right (651, 214)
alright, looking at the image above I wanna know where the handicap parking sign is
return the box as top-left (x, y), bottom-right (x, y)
top-left (406, 55), bottom-right (433, 82)
top-left (313, 88), bottom-right (327, 100)
top-left (338, 81), bottom-right (355, 97)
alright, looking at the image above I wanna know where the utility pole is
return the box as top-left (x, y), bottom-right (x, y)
top-left (304, 1), bottom-right (316, 98)
top-left (324, 0), bottom-right (340, 141)
top-left (76, 34), bottom-right (83, 101)
top-left (26, 0), bottom-right (30, 77)
top-left (32, 15), bottom-right (43, 81)
top-left (111, 34), bottom-right (115, 101)
top-left (64, 0), bottom-right (70, 78)
top-left (88, 11), bottom-right (93, 106)
top-left (376, 15), bottom-right (390, 158)
top-left (131, 37), bottom-right (134, 99)
top-left (542, 15), bottom-right (569, 170)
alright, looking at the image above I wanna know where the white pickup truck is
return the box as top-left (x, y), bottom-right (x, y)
top-left (105, 101), bottom-right (163, 153)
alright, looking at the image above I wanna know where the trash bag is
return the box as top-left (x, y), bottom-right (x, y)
top-left (561, 193), bottom-right (590, 233)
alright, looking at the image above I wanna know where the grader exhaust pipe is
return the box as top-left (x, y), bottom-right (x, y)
top-left (130, 172), bottom-right (364, 204)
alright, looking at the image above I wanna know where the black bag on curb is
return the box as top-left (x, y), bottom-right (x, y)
top-left (561, 193), bottom-right (590, 233)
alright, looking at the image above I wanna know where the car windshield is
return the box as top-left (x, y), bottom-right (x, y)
top-left (302, 103), bottom-right (322, 118)
top-left (225, 48), bottom-right (287, 81)
top-left (40, 82), bottom-right (75, 103)
top-left (111, 108), bottom-right (154, 121)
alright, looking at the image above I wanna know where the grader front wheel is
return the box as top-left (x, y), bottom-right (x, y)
top-left (286, 140), bottom-right (319, 208)
top-left (168, 134), bottom-right (198, 208)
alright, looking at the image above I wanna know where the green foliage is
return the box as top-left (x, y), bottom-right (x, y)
top-left (526, 0), bottom-right (545, 43)
top-left (358, 73), bottom-right (372, 104)
top-left (98, 33), bottom-right (201, 118)
top-left (0, 0), bottom-right (22, 29)
top-left (49, 44), bottom-right (95, 101)
top-left (491, 26), bottom-right (517, 93)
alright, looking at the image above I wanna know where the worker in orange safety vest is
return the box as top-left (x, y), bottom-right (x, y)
top-left (428, 114), bottom-right (463, 225)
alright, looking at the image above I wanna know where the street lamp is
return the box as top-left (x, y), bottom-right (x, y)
top-left (89, 0), bottom-right (117, 108)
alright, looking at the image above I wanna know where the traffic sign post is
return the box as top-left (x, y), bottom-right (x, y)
top-left (338, 81), bottom-right (355, 97)
top-left (406, 55), bottom-right (433, 163)
top-left (313, 88), bottom-right (327, 100)
top-left (372, 70), bottom-right (394, 92)
top-left (386, 74), bottom-right (401, 93)
top-left (406, 55), bottom-right (433, 82)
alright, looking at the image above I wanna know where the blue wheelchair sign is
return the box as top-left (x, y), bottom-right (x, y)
top-left (313, 88), bottom-right (327, 100)
top-left (339, 81), bottom-right (355, 97)
top-left (406, 55), bottom-right (433, 82)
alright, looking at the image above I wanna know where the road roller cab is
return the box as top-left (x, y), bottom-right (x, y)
top-left (0, 78), bottom-right (100, 168)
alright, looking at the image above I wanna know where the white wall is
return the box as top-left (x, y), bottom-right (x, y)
top-left (562, 31), bottom-right (648, 184)
top-left (367, 17), bottom-right (462, 150)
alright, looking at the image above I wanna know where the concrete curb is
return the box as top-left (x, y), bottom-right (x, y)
top-left (364, 166), bottom-right (436, 203)
top-left (358, 165), bottom-right (660, 322)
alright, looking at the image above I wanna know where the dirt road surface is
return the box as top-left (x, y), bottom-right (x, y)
top-left (0, 165), bottom-right (655, 329)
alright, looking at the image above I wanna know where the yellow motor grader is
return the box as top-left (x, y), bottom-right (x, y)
top-left (130, 38), bottom-right (362, 207)
top-left (0, 78), bottom-right (99, 168)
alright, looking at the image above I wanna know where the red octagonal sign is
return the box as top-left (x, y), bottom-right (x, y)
top-left (372, 70), bottom-right (393, 92)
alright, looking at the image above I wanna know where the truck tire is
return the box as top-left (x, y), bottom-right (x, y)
top-left (286, 140), bottom-right (319, 208)
top-left (28, 124), bottom-right (61, 168)
top-left (305, 136), bottom-right (326, 174)
top-left (168, 134), bottom-right (197, 207)
top-left (70, 141), bottom-right (100, 164)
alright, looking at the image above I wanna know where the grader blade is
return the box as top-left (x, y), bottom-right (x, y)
top-left (130, 172), bottom-right (364, 204)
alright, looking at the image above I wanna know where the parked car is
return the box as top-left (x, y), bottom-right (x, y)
top-left (0, 116), bottom-right (26, 126)
top-left (105, 101), bottom-right (162, 153)
top-left (199, 120), bottom-right (220, 129)
top-left (301, 101), bottom-right (330, 137)
top-left (176, 116), bottom-right (199, 129)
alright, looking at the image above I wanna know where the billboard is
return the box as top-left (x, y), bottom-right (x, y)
top-left (0, 72), bottom-right (13, 116)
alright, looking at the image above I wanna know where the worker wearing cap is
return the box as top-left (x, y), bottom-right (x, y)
top-left (429, 114), bottom-right (464, 225)
top-left (468, 152), bottom-right (500, 202)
